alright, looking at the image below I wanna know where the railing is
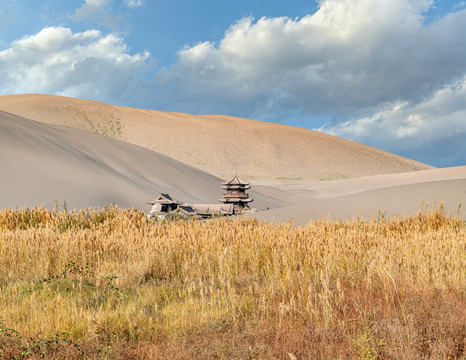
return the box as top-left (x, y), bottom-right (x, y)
top-left (223, 193), bottom-right (249, 198)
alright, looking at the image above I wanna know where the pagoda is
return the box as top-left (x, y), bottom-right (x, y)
top-left (219, 173), bottom-right (253, 213)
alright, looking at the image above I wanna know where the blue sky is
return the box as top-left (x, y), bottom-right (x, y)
top-left (1, 0), bottom-right (465, 167)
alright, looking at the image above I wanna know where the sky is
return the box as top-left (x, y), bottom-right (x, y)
top-left (0, 0), bottom-right (465, 167)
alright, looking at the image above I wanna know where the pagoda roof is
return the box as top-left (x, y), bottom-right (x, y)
top-left (147, 193), bottom-right (180, 205)
top-left (222, 193), bottom-right (250, 198)
top-left (222, 173), bottom-right (250, 186)
top-left (219, 198), bottom-right (253, 203)
top-left (221, 185), bottom-right (250, 190)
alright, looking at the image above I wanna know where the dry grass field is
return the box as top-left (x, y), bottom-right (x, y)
top-left (0, 206), bottom-right (464, 359)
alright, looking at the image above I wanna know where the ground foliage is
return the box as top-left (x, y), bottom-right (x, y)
top-left (0, 206), bottom-right (464, 359)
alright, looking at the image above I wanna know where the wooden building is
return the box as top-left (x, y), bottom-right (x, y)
top-left (147, 193), bottom-right (179, 216)
top-left (191, 204), bottom-right (234, 218)
top-left (218, 173), bottom-right (253, 213)
top-left (147, 174), bottom-right (254, 218)
top-left (174, 205), bottom-right (202, 219)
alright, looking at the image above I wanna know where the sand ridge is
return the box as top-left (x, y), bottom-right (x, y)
top-left (0, 94), bottom-right (433, 181)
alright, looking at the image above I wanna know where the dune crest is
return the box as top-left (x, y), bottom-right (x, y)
top-left (0, 94), bottom-right (433, 181)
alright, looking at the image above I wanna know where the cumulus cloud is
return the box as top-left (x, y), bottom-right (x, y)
top-left (150, 0), bottom-right (466, 166)
top-left (0, 27), bottom-right (150, 103)
top-left (319, 76), bottom-right (466, 166)
top-left (157, 0), bottom-right (466, 119)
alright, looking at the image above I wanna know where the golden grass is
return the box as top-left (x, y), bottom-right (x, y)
top-left (0, 206), bottom-right (464, 359)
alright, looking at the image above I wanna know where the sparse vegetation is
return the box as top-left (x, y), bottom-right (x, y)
top-left (277, 176), bottom-right (304, 182)
top-left (317, 173), bottom-right (349, 181)
top-left (0, 206), bottom-right (464, 359)
top-left (58, 105), bottom-right (125, 140)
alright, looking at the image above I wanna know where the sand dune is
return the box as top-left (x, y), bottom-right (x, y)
top-left (277, 166), bottom-right (466, 197)
top-left (0, 111), bottom-right (286, 211)
top-left (254, 167), bottom-right (466, 224)
top-left (0, 94), bottom-right (432, 181)
top-left (1, 95), bottom-right (462, 222)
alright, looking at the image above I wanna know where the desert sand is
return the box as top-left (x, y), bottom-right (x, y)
top-left (253, 167), bottom-right (466, 224)
top-left (0, 111), bottom-right (287, 211)
top-left (0, 94), bottom-right (432, 181)
top-left (1, 95), bottom-right (464, 222)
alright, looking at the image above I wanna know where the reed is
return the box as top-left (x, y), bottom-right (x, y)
top-left (0, 206), bottom-right (464, 359)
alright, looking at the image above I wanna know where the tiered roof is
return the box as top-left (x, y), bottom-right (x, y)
top-left (147, 193), bottom-right (179, 205)
top-left (219, 173), bottom-right (253, 205)
top-left (219, 197), bottom-right (253, 203)
top-left (221, 173), bottom-right (251, 189)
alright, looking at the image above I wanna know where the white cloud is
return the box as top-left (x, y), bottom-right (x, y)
top-left (157, 0), bottom-right (466, 119)
top-left (125, 0), bottom-right (144, 8)
top-left (0, 27), bottom-right (150, 102)
top-left (70, 0), bottom-right (111, 22)
top-left (70, 0), bottom-right (144, 24)
top-left (319, 76), bottom-right (466, 166)
top-left (69, 0), bottom-right (125, 28)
